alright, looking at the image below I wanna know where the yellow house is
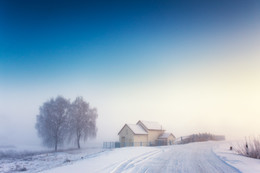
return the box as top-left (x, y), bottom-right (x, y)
top-left (118, 120), bottom-right (175, 147)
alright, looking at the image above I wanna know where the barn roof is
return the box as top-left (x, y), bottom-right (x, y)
top-left (118, 124), bottom-right (148, 135)
top-left (127, 124), bottom-right (148, 135)
top-left (158, 133), bottom-right (175, 139)
top-left (138, 120), bottom-right (163, 130)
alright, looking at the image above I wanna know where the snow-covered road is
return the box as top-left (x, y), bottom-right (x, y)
top-left (111, 142), bottom-right (239, 173)
top-left (44, 142), bottom-right (241, 173)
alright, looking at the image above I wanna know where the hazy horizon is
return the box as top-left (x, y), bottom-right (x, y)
top-left (1, 0), bottom-right (260, 147)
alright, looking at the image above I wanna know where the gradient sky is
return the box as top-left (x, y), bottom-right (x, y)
top-left (1, 0), bottom-right (260, 146)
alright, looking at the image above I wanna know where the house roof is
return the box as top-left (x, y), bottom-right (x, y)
top-left (158, 133), bottom-right (175, 139)
top-left (118, 124), bottom-right (148, 135)
top-left (138, 120), bottom-right (163, 130)
top-left (127, 124), bottom-right (148, 135)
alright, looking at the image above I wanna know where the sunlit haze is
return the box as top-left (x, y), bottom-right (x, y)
top-left (1, 0), bottom-right (260, 146)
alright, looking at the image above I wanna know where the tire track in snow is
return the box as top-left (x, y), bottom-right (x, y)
top-left (110, 149), bottom-right (162, 173)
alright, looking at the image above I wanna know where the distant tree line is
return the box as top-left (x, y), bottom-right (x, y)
top-left (179, 133), bottom-right (225, 144)
top-left (35, 96), bottom-right (98, 151)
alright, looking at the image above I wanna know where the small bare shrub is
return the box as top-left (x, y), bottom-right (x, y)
top-left (235, 136), bottom-right (260, 159)
top-left (64, 158), bottom-right (71, 163)
top-left (15, 165), bottom-right (27, 172)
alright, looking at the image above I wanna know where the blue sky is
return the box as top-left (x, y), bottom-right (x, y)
top-left (1, 0), bottom-right (260, 145)
top-left (1, 0), bottom-right (259, 85)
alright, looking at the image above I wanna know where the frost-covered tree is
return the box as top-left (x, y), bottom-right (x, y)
top-left (68, 97), bottom-right (98, 149)
top-left (35, 96), bottom-right (70, 151)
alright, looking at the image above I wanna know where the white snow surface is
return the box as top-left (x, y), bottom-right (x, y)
top-left (2, 141), bottom-right (260, 173)
top-left (213, 141), bottom-right (260, 173)
top-left (126, 124), bottom-right (148, 135)
top-left (0, 147), bottom-right (104, 173)
top-left (43, 141), bottom-right (260, 173)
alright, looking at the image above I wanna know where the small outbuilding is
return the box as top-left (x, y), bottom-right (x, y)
top-left (157, 133), bottom-right (176, 145)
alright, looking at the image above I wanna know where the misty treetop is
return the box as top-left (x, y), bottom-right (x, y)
top-left (68, 97), bottom-right (98, 149)
top-left (35, 96), bottom-right (70, 151)
top-left (35, 96), bottom-right (98, 151)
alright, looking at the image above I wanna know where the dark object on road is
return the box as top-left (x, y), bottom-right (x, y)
top-left (230, 146), bottom-right (232, 150)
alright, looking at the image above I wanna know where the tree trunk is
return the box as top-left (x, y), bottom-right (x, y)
top-left (55, 142), bottom-right (58, 151)
top-left (55, 137), bottom-right (58, 151)
top-left (77, 132), bottom-right (81, 149)
top-left (77, 137), bottom-right (81, 149)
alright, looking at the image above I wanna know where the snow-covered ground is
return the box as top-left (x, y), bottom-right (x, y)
top-left (1, 141), bottom-right (260, 173)
top-left (0, 146), bottom-right (104, 173)
top-left (214, 141), bottom-right (260, 173)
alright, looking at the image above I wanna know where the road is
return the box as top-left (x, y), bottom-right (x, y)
top-left (44, 142), bottom-right (240, 173)
top-left (111, 142), bottom-right (239, 173)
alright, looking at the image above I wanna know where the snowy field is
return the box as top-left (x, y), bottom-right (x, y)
top-left (1, 141), bottom-right (260, 173)
top-left (214, 141), bottom-right (260, 173)
top-left (0, 146), bottom-right (104, 173)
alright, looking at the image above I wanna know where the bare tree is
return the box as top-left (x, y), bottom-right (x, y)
top-left (68, 97), bottom-right (98, 149)
top-left (35, 96), bottom-right (70, 151)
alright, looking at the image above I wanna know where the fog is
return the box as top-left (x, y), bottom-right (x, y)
top-left (1, 0), bottom-right (260, 149)
top-left (1, 56), bottom-right (260, 148)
